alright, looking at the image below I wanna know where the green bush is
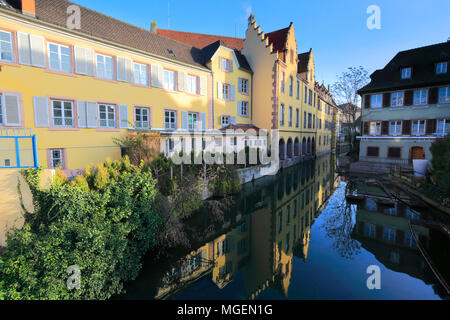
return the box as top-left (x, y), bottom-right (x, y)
top-left (209, 165), bottom-right (241, 198)
top-left (0, 158), bottom-right (162, 300)
top-left (430, 135), bottom-right (450, 198)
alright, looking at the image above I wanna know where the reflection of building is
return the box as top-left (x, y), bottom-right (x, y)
top-left (352, 195), bottom-right (437, 285)
top-left (153, 153), bottom-right (338, 299)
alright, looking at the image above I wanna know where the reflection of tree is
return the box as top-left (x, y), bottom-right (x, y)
top-left (322, 181), bottom-right (361, 259)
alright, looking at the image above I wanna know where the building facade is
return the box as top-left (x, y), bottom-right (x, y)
top-left (358, 42), bottom-right (450, 164)
top-left (0, 0), bottom-right (337, 174)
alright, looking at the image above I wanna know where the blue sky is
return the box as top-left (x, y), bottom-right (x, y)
top-left (74, 0), bottom-right (450, 87)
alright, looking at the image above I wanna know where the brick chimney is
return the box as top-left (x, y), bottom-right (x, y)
top-left (22, 0), bottom-right (35, 16)
top-left (150, 21), bottom-right (157, 34)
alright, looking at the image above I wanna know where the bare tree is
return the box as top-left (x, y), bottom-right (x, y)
top-left (332, 66), bottom-right (370, 151)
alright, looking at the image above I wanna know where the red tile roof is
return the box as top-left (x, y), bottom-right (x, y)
top-left (157, 29), bottom-right (244, 50)
top-left (265, 27), bottom-right (290, 52)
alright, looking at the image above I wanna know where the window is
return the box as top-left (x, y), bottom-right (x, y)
top-left (387, 147), bottom-right (401, 159)
top-left (281, 72), bottom-right (285, 93)
top-left (370, 121), bottom-right (381, 135)
top-left (166, 138), bottom-right (174, 154)
top-left (50, 149), bottom-right (63, 169)
top-left (364, 223), bottom-right (376, 238)
top-left (0, 30), bottom-right (13, 62)
top-left (289, 76), bottom-right (293, 96)
top-left (220, 57), bottom-right (232, 72)
top-left (404, 232), bottom-right (417, 248)
top-left (414, 89), bottom-right (428, 105)
top-left (165, 110), bottom-right (176, 129)
top-left (412, 120), bottom-right (426, 135)
top-left (240, 78), bottom-right (249, 94)
top-left (163, 70), bottom-right (175, 91)
top-left (304, 86), bottom-right (307, 103)
top-left (280, 104), bottom-right (285, 126)
top-left (296, 81), bottom-right (300, 99)
top-left (96, 54), bottom-right (114, 80)
top-left (48, 43), bottom-right (71, 73)
top-left (436, 119), bottom-right (450, 136)
top-left (318, 99), bottom-right (322, 111)
top-left (391, 92), bottom-right (404, 107)
top-left (221, 115), bottom-right (230, 127)
top-left (240, 101), bottom-right (249, 117)
top-left (186, 75), bottom-right (198, 94)
top-left (439, 87), bottom-right (450, 103)
top-left (51, 100), bottom-right (74, 127)
top-left (286, 206), bottom-right (290, 225)
top-left (278, 212), bottom-right (283, 233)
top-left (389, 121), bottom-right (402, 136)
top-left (383, 227), bottom-right (396, 242)
top-left (436, 62), bottom-right (448, 75)
top-left (188, 112), bottom-right (198, 130)
top-left (401, 67), bottom-right (411, 79)
top-left (135, 107), bottom-right (149, 129)
top-left (308, 113), bottom-right (312, 129)
top-left (308, 89), bottom-right (313, 105)
top-left (313, 115), bottom-right (315, 129)
top-left (390, 251), bottom-right (400, 264)
top-left (134, 63), bottom-right (148, 86)
top-left (303, 111), bottom-right (307, 128)
top-left (99, 104), bottom-right (116, 128)
top-left (296, 109), bottom-right (299, 128)
top-left (319, 118), bottom-right (322, 129)
top-left (222, 83), bottom-right (232, 100)
top-left (371, 94), bottom-right (382, 108)
top-left (288, 106), bottom-right (292, 126)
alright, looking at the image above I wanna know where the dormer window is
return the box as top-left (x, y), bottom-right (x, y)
top-left (436, 61), bottom-right (448, 75)
top-left (401, 67), bottom-right (412, 79)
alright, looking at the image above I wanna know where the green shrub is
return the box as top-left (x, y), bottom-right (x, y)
top-left (0, 158), bottom-right (162, 300)
top-left (430, 135), bottom-right (450, 197)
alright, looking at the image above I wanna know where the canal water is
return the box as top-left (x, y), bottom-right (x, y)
top-left (121, 153), bottom-right (449, 300)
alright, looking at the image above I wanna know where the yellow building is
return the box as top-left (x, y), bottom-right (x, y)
top-left (0, 1), bottom-right (337, 175)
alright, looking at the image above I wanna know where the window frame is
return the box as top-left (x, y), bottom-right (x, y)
top-left (439, 87), bottom-right (450, 104)
top-left (51, 99), bottom-right (75, 128)
top-left (98, 104), bottom-right (116, 129)
top-left (371, 94), bottom-right (383, 108)
top-left (186, 74), bottom-right (198, 95)
top-left (369, 121), bottom-right (381, 136)
top-left (0, 30), bottom-right (14, 63)
top-left (436, 119), bottom-right (450, 136)
top-left (436, 61), bottom-right (448, 75)
top-left (187, 112), bottom-right (199, 130)
top-left (48, 42), bottom-right (72, 73)
top-left (387, 147), bottom-right (402, 159)
top-left (133, 62), bottom-right (148, 86)
top-left (412, 120), bottom-right (426, 136)
top-left (96, 53), bottom-right (114, 80)
top-left (413, 89), bottom-right (428, 105)
top-left (389, 120), bottom-right (402, 136)
top-left (164, 110), bottom-right (177, 130)
top-left (391, 91), bottom-right (404, 107)
top-left (280, 103), bottom-right (285, 126)
top-left (401, 67), bottom-right (412, 79)
top-left (163, 69), bottom-right (176, 91)
top-left (134, 107), bottom-right (150, 129)
top-left (240, 101), bottom-right (249, 117)
top-left (50, 149), bottom-right (64, 169)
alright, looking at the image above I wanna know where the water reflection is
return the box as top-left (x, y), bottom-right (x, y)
top-left (121, 153), bottom-right (449, 300)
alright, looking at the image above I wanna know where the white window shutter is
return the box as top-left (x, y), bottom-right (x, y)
top-left (4, 93), bottom-right (21, 126)
top-left (200, 76), bottom-right (207, 96)
top-left (200, 112), bottom-right (206, 130)
top-left (29, 34), bottom-right (46, 68)
top-left (238, 78), bottom-right (242, 93)
top-left (178, 72), bottom-right (185, 92)
top-left (33, 96), bottom-right (49, 127)
top-left (218, 82), bottom-right (223, 100)
top-left (230, 85), bottom-right (236, 101)
top-left (117, 56), bottom-right (126, 82)
top-left (17, 32), bottom-right (31, 65)
top-left (119, 105), bottom-right (129, 128)
top-left (125, 58), bottom-right (132, 83)
top-left (74, 46), bottom-right (87, 75)
top-left (182, 111), bottom-right (188, 129)
top-left (85, 48), bottom-right (95, 76)
top-left (151, 64), bottom-right (159, 87)
top-left (77, 101), bottom-right (87, 128)
top-left (86, 102), bottom-right (98, 128)
top-left (231, 116), bottom-right (237, 125)
top-left (157, 65), bottom-right (164, 88)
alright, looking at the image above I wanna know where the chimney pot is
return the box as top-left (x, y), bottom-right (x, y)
top-left (150, 21), bottom-right (157, 34)
top-left (22, 0), bottom-right (36, 17)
